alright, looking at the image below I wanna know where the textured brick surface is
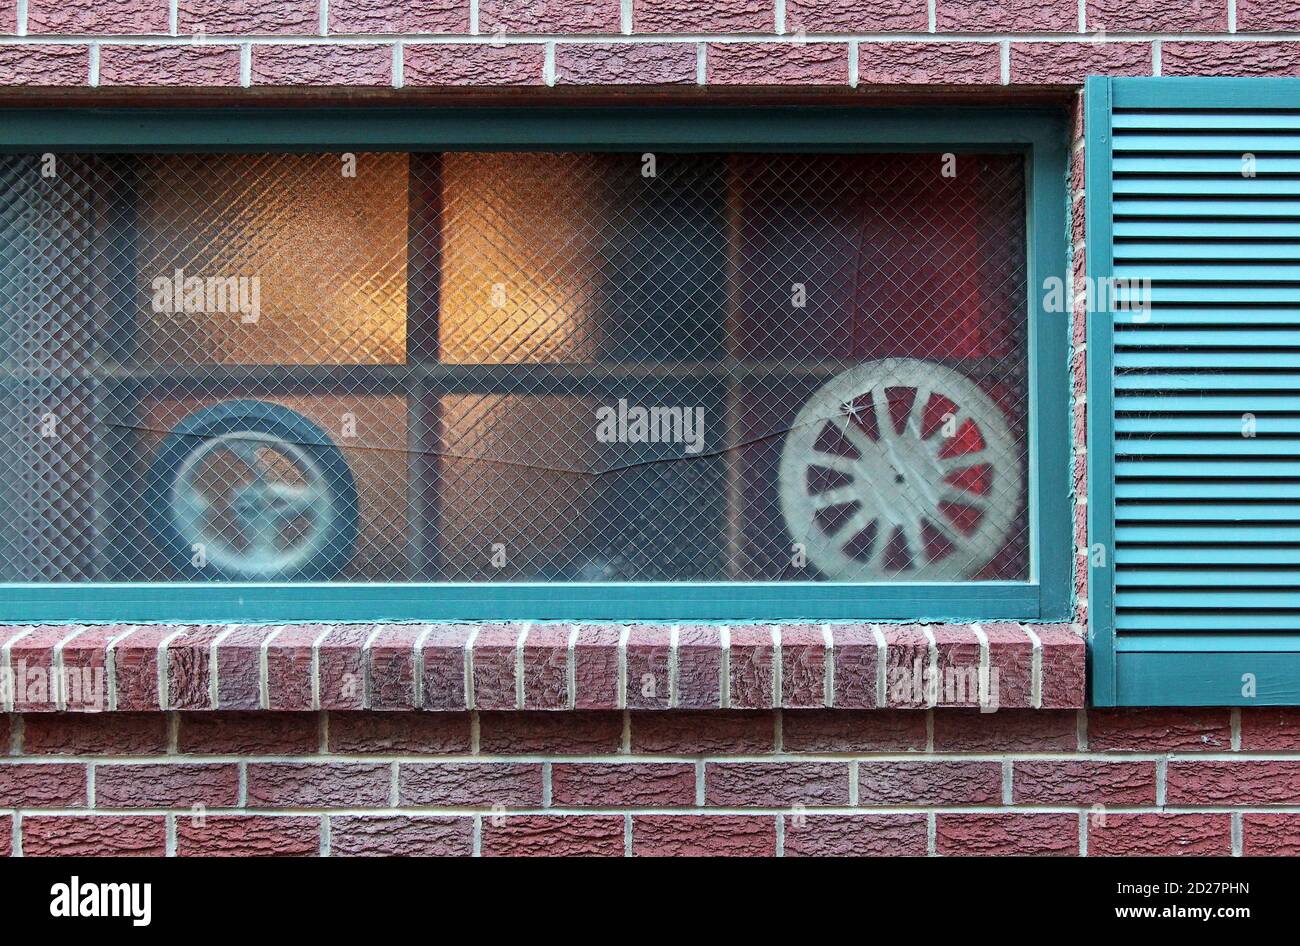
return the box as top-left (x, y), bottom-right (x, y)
top-left (365, 625), bottom-right (420, 710)
top-left (246, 762), bottom-right (391, 808)
top-left (933, 709), bottom-right (1077, 751)
top-left (630, 711), bottom-right (774, 754)
top-left (24, 816), bottom-right (166, 856)
top-left (0, 763), bottom-right (86, 807)
top-left (1037, 626), bottom-right (1086, 708)
top-left (831, 625), bottom-right (879, 709)
top-left (330, 0), bottom-right (468, 33)
top-left (480, 711), bottom-right (624, 754)
top-left (557, 43), bottom-right (697, 85)
top-left (1088, 709), bottom-right (1231, 752)
top-left (783, 710), bottom-right (926, 752)
top-left (470, 624), bottom-right (521, 711)
top-left (1010, 42), bottom-right (1152, 84)
top-left (521, 624), bottom-right (569, 709)
top-left (707, 42), bottom-right (850, 85)
top-left (177, 816), bottom-right (320, 856)
top-left (938, 0), bottom-right (1078, 31)
top-left (937, 813), bottom-right (1078, 855)
top-left (573, 625), bottom-right (621, 709)
top-left (328, 712), bottom-right (470, 754)
top-left (635, 0), bottom-right (771, 33)
top-left (28, 0), bottom-right (170, 34)
top-left (1086, 0), bottom-right (1227, 32)
top-left (0, 816), bottom-right (8, 857)
top-left (253, 43), bottom-right (393, 86)
top-left (783, 814), bottom-right (928, 856)
top-left (1242, 813), bottom-right (1300, 856)
top-left (780, 625), bottom-right (827, 709)
top-left (1168, 761), bottom-right (1300, 805)
top-left (1162, 42), bottom-right (1300, 77)
top-left (625, 624), bottom-right (671, 710)
top-left (858, 42), bottom-right (1001, 86)
top-left (633, 815), bottom-right (776, 856)
top-left (421, 625), bottom-right (473, 711)
top-left (1014, 760), bottom-right (1156, 806)
top-left (729, 625), bottom-right (775, 709)
top-left (676, 625), bottom-right (723, 709)
top-left (329, 816), bottom-right (474, 856)
top-left (706, 762), bottom-right (850, 806)
top-left (1241, 709), bottom-right (1300, 751)
top-left (179, 711), bottom-right (319, 754)
top-left (264, 624), bottom-right (322, 712)
top-left (482, 815), bottom-right (624, 856)
top-left (1236, 0), bottom-right (1300, 31)
top-left (22, 713), bottom-right (168, 755)
top-left (400, 762), bottom-right (542, 807)
top-left (858, 761), bottom-right (1002, 805)
top-left (786, 0), bottom-right (927, 32)
top-left (179, 0), bottom-right (319, 34)
top-left (482, 0), bottom-right (620, 33)
top-left (1089, 813), bottom-right (1231, 856)
top-left (552, 763), bottom-right (696, 806)
top-left (95, 763), bottom-right (240, 809)
top-left (404, 43), bottom-right (546, 86)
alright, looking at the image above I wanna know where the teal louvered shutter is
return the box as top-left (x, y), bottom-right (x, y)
top-left (1087, 77), bottom-right (1300, 706)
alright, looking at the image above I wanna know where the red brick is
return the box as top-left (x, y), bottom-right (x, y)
top-left (1014, 760), bottom-right (1155, 806)
top-left (706, 762), bottom-right (849, 807)
top-left (859, 761), bottom-right (1002, 805)
top-left (708, 42), bottom-right (849, 86)
top-left (831, 625), bottom-right (879, 709)
top-left (482, 815), bottom-right (624, 856)
top-left (0, 45), bottom-right (87, 86)
top-left (481, 0), bottom-right (619, 33)
top-left (25, 816), bottom-right (165, 856)
top-left (99, 42), bottom-right (241, 87)
top-left (213, 625), bottom-right (279, 710)
top-left (1236, 0), bottom-right (1300, 31)
top-left (179, 711), bottom-right (319, 754)
top-left (858, 41), bottom-right (1000, 85)
top-left (479, 711), bottom-right (623, 754)
top-left (522, 624), bottom-right (569, 710)
top-left (365, 625), bottom-right (420, 710)
top-left (1011, 42), bottom-right (1152, 85)
top-left (1090, 813), bottom-right (1231, 856)
top-left (328, 712), bottom-right (470, 753)
top-left (421, 624), bottom-right (473, 711)
top-left (404, 43), bottom-right (545, 86)
top-left (884, 624), bottom-right (930, 709)
top-left (9, 626), bottom-right (73, 712)
top-left (573, 625), bottom-right (621, 710)
top-left (1086, 0), bottom-right (1226, 31)
top-left (470, 624), bottom-right (520, 711)
top-left (676, 625), bottom-right (723, 709)
top-left (786, 0), bottom-right (927, 32)
top-left (264, 624), bottom-right (322, 712)
top-left (1037, 625), bottom-right (1085, 708)
top-left (0, 763), bottom-right (86, 807)
top-left (636, 0), bottom-right (771, 32)
top-left (0, 5), bottom-right (14, 33)
top-left (252, 43), bottom-right (393, 86)
top-left (329, 816), bottom-right (473, 856)
top-left (166, 626), bottom-right (222, 711)
top-left (28, 0), bottom-right (169, 34)
top-left (1168, 761), bottom-right (1300, 805)
top-left (630, 710), bottom-right (774, 754)
top-left (552, 763), bottom-right (696, 807)
top-left (633, 815), bottom-right (775, 856)
top-left (56, 625), bottom-right (118, 712)
top-left (0, 815), bottom-right (8, 856)
top-left (179, 0), bottom-right (319, 34)
top-left (1241, 709), bottom-right (1300, 751)
top-left (937, 813), bottom-right (1078, 856)
top-left (938, 0), bottom-right (1076, 30)
top-left (330, 0), bottom-right (468, 33)
top-left (933, 709), bottom-right (1077, 751)
top-left (729, 624), bottom-right (775, 709)
top-left (177, 815), bottom-right (319, 856)
top-left (1088, 708), bottom-right (1230, 752)
top-left (556, 42), bottom-right (697, 85)
top-left (318, 626), bottom-right (369, 710)
top-left (932, 624), bottom-right (981, 708)
top-left (95, 763), bottom-right (240, 809)
top-left (246, 762), bottom-right (391, 808)
top-left (0, 716), bottom-right (7, 755)
top-left (1242, 813), bottom-right (1300, 856)
top-left (780, 625), bottom-right (827, 709)
top-left (1163, 42), bottom-right (1300, 78)
top-left (783, 814), bottom-right (928, 856)
top-left (626, 624), bottom-right (670, 710)
top-left (109, 626), bottom-right (172, 712)
top-left (783, 709), bottom-right (926, 752)
top-left (400, 762), bottom-right (542, 807)
top-left (22, 713), bottom-right (167, 755)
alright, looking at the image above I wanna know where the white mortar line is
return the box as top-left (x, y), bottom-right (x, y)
top-left (775, 0), bottom-right (786, 35)
top-left (821, 624), bottom-right (834, 708)
top-left (16, 0), bottom-right (27, 36)
top-left (168, 0), bottom-right (178, 36)
top-left (390, 761), bottom-right (400, 807)
top-left (361, 626), bottom-right (384, 710)
top-left (1077, 708), bottom-right (1088, 751)
top-left (619, 0), bottom-right (631, 35)
top-left (87, 763), bottom-right (96, 808)
top-left (871, 624), bottom-right (887, 708)
top-left (88, 42), bottom-right (100, 86)
top-left (1156, 757), bottom-right (1168, 807)
top-left (239, 42), bottom-right (251, 86)
top-left (541, 761), bottom-right (552, 808)
top-left (1078, 810), bottom-right (1088, 855)
top-left (623, 813), bottom-right (632, 855)
top-left (1077, 0), bottom-right (1085, 33)
top-left (719, 626), bottom-right (731, 709)
top-left (775, 811), bottom-right (785, 856)
top-left (847, 39), bottom-right (858, 88)
top-left (972, 623), bottom-right (990, 709)
top-left (51, 627), bottom-right (87, 711)
top-left (514, 623), bottom-right (530, 710)
top-left (165, 814), bottom-right (176, 856)
top-left (412, 626), bottom-right (434, 709)
top-left (926, 812), bottom-right (937, 855)
top-left (1228, 0), bottom-right (1237, 33)
top-left (157, 629), bottom-right (186, 711)
top-left (320, 813), bottom-right (330, 856)
top-left (209, 626), bottom-right (239, 710)
top-left (472, 815), bottom-right (482, 856)
top-left (470, 0), bottom-right (480, 35)
top-left (319, 0), bottom-right (329, 35)
top-left (464, 626), bottom-right (480, 712)
top-left (927, 0), bottom-right (936, 32)
top-left (1231, 812), bottom-right (1242, 855)
top-left (1231, 708), bottom-right (1242, 751)
top-left (1023, 625), bottom-right (1043, 709)
top-left (1002, 759), bottom-right (1013, 804)
top-left (921, 626), bottom-right (938, 709)
top-left (0, 630), bottom-right (31, 713)
top-left (695, 42), bottom-right (706, 85)
top-left (616, 626), bottom-right (629, 710)
top-left (392, 41), bottom-right (403, 88)
top-left (848, 759), bottom-right (859, 806)
top-left (566, 624), bottom-right (580, 711)
top-left (694, 760), bottom-right (705, 806)
top-left (310, 626), bottom-right (332, 712)
top-left (998, 40), bottom-right (1010, 85)
top-left (103, 627), bottom-right (134, 714)
top-left (543, 40), bottom-right (555, 85)
top-left (258, 627), bottom-right (282, 710)
top-left (1152, 38), bottom-right (1161, 76)
top-left (770, 625), bottom-right (782, 709)
top-left (668, 625), bottom-right (680, 708)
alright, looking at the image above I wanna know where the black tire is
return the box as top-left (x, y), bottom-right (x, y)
top-left (146, 400), bottom-right (359, 581)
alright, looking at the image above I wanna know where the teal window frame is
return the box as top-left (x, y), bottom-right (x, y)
top-left (1087, 76), bottom-right (1300, 705)
top-left (0, 106), bottom-right (1071, 623)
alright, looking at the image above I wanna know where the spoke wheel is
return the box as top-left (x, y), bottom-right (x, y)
top-left (778, 358), bottom-right (1021, 581)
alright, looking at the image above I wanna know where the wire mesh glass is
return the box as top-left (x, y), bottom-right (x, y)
top-left (0, 151), bottom-right (1028, 584)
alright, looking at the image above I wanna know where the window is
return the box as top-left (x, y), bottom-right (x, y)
top-left (1087, 77), bottom-right (1300, 705)
top-left (0, 107), bottom-right (1069, 621)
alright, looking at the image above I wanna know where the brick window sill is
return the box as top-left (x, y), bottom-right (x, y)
top-left (0, 623), bottom-right (1084, 714)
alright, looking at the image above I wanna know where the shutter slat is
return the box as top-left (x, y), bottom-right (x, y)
top-left (1114, 155), bottom-right (1300, 173)
top-left (1120, 569), bottom-right (1300, 586)
top-left (1115, 245), bottom-right (1300, 262)
top-left (1117, 504), bottom-right (1300, 520)
top-left (1113, 112), bottom-right (1300, 130)
top-left (1115, 178), bottom-right (1300, 196)
top-left (1114, 133), bottom-right (1300, 151)
top-left (1114, 372), bottom-right (1300, 390)
top-left (1116, 481), bottom-right (1300, 499)
top-left (1117, 547), bottom-right (1300, 565)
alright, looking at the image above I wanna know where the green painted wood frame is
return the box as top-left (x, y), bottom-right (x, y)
top-left (1087, 77), bottom-right (1300, 705)
top-left (0, 106), bottom-right (1071, 623)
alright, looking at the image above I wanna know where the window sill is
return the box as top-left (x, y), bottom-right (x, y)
top-left (1, 623), bottom-right (1083, 713)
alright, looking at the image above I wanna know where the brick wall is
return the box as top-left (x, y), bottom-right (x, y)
top-left (6, 707), bottom-right (1300, 856)
top-left (2, 0), bottom-right (1298, 856)
top-left (0, 0), bottom-right (1297, 89)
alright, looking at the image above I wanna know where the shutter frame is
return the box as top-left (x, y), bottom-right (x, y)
top-left (1087, 76), bottom-right (1300, 706)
